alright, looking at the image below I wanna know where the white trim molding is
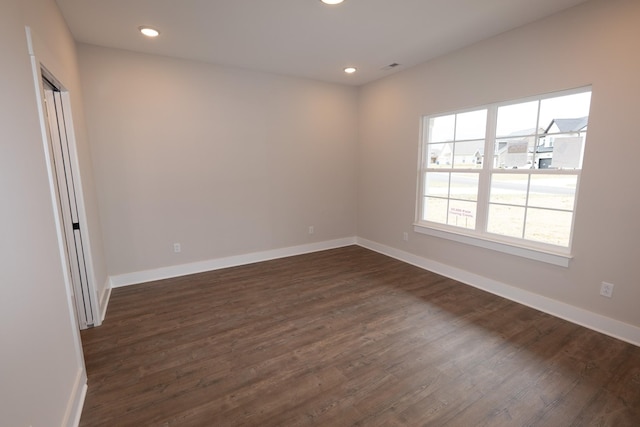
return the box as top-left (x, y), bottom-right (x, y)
top-left (357, 237), bottom-right (640, 348)
top-left (109, 237), bottom-right (357, 288)
top-left (104, 235), bottom-right (640, 347)
top-left (99, 280), bottom-right (112, 323)
top-left (62, 368), bottom-right (87, 427)
top-left (414, 224), bottom-right (572, 267)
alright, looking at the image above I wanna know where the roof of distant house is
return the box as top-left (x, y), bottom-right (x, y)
top-left (506, 128), bottom-right (542, 137)
top-left (545, 117), bottom-right (588, 133)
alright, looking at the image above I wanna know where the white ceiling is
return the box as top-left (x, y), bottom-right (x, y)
top-left (56, 0), bottom-right (591, 86)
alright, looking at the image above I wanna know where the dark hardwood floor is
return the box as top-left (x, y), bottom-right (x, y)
top-left (79, 246), bottom-right (640, 426)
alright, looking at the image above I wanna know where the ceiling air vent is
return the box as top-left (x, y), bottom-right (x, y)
top-left (381, 63), bottom-right (401, 71)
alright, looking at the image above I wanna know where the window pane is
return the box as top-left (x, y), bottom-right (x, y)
top-left (487, 204), bottom-right (525, 238)
top-left (528, 175), bottom-right (577, 210)
top-left (450, 173), bottom-right (479, 201)
top-left (490, 174), bottom-right (528, 206)
top-left (550, 136), bottom-right (585, 169)
top-left (447, 200), bottom-right (476, 229)
top-left (496, 101), bottom-right (539, 138)
top-left (453, 140), bottom-right (484, 169)
top-left (425, 172), bottom-right (449, 197)
top-left (524, 208), bottom-right (573, 247)
top-left (455, 109), bottom-right (487, 140)
top-left (538, 91), bottom-right (591, 132)
top-left (429, 115), bottom-right (455, 143)
top-left (427, 143), bottom-right (452, 168)
top-left (420, 87), bottom-right (589, 252)
top-left (494, 137), bottom-right (534, 169)
top-left (423, 197), bottom-right (448, 224)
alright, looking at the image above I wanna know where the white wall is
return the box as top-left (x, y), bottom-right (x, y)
top-left (358, 0), bottom-right (640, 329)
top-left (77, 44), bottom-right (359, 277)
top-left (0, 0), bottom-right (105, 424)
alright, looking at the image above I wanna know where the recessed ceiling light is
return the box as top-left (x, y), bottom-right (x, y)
top-left (344, 67), bottom-right (357, 74)
top-left (321, 0), bottom-right (345, 5)
top-left (139, 27), bottom-right (160, 38)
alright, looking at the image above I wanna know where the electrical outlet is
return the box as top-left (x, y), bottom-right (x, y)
top-left (173, 243), bottom-right (181, 253)
top-left (308, 226), bottom-right (314, 235)
top-left (403, 232), bottom-right (409, 241)
top-left (600, 282), bottom-right (614, 298)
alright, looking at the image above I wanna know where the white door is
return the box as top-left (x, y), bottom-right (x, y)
top-left (42, 77), bottom-right (95, 329)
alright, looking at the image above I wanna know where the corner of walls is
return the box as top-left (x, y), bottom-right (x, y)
top-left (356, 237), bottom-right (640, 348)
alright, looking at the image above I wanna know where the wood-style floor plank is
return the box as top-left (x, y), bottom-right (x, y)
top-left (79, 246), bottom-right (640, 426)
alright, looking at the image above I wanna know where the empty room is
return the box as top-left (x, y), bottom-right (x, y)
top-left (2, 0), bottom-right (640, 426)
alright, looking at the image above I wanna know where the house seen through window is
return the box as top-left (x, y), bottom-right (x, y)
top-left (417, 87), bottom-right (592, 257)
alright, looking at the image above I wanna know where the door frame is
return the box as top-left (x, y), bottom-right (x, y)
top-left (26, 28), bottom-right (101, 330)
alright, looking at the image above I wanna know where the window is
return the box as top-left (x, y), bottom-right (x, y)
top-left (416, 87), bottom-right (592, 265)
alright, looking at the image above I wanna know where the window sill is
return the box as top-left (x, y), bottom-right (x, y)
top-left (413, 224), bottom-right (572, 267)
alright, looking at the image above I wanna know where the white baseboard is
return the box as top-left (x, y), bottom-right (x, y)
top-left (99, 281), bottom-right (112, 322)
top-left (109, 237), bottom-right (357, 288)
top-left (356, 237), bottom-right (640, 348)
top-left (103, 235), bottom-right (640, 347)
top-left (63, 368), bottom-right (87, 427)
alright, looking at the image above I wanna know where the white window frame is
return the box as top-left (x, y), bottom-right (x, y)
top-left (414, 87), bottom-right (591, 267)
